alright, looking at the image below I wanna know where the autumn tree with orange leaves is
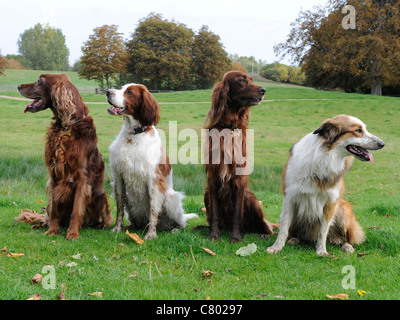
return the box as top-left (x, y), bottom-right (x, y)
top-left (275, 0), bottom-right (400, 95)
top-left (79, 25), bottom-right (128, 89)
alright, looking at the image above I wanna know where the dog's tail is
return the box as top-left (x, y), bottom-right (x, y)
top-left (15, 209), bottom-right (48, 225)
top-left (164, 190), bottom-right (199, 227)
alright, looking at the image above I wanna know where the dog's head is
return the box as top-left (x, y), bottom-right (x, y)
top-left (106, 84), bottom-right (160, 127)
top-left (208, 71), bottom-right (266, 127)
top-left (212, 71), bottom-right (266, 108)
top-left (313, 115), bottom-right (385, 163)
top-left (18, 74), bottom-right (88, 124)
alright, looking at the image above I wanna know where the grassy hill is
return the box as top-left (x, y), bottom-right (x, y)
top-left (0, 69), bottom-right (399, 300)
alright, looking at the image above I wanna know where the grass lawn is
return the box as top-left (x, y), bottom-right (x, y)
top-left (0, 70), bottom-right (399, 300)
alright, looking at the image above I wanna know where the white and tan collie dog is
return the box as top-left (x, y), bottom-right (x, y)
top-left (267, 115), bottom-right (385, 256)
top-left (106, 84), bottom-right (197, 240)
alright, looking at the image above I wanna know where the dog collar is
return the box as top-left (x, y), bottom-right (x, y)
top-left (129, 126), bottom-right (147, 135)
top-left (61, 116), bottom-right (86, 129)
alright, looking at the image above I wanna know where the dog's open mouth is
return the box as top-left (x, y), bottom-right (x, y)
top-left (346, 145), bottom-right (374, 163)
top-left (24, 98), bottom-right (44, 113)
top-left (245, 96), bottom-right (263, 107)
top-left (107, 104), bottom-right (127, 116)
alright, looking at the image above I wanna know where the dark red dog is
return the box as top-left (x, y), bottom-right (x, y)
top-left (17, 74), bottom-right (111, 239)
top-left (204, 71), bottom-right (276, 243)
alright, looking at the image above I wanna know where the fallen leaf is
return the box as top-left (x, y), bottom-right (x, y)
top-left (201, 207), bottom-right (207, 213)
top-left (7, 253), bottom-right (24, 257)
top-left (71, 253), bottom-right (82, 260)
top-left (236, 243), bottom-right (257, 257)
top-left (206, 295), bottom-right (211, 300)
top-left (357, 253), bottom-right (368, 258)
top-left (202, 270), bottom-right (214, 279)
top-left (57, 291), bottom-right (67, 300)
top-left (326, 293), bottom-right (349, 300)
top-left (27, 293), bottom-right (41, 300)
top-left (87, 292), bottom-right (103, 298)
top-left (31, 274), bottom-right (43, 284)
top-left (201, 247), bottom-right (216, 256)
top-left (35, 200), bottom-right (45, 203)
top-left (126, 230), bottom-right (144, 245)
top-left (66, 262), bottom-right (77, 268)
top-left (1, 247), bottom-right (6, 252)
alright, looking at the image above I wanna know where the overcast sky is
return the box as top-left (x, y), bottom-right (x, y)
top-left (0, 0), bottom-right (328, 66)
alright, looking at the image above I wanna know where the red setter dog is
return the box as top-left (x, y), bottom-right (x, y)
top-left (204, 71), bottom-right (276, 243)
top-left (17, 74), bottom-right (111, 239)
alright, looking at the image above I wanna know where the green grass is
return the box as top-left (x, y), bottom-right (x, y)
top-left (0, 70), bottom-right (399, 300)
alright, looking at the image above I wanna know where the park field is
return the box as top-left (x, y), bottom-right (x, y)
top-left (0, 69), bottom-right (399, 300)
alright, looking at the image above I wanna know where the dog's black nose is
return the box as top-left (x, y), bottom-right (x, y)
top-left (258, 87), bottom-right (266, 95)
top-left (106, 90), bottom-right (111, 97)
top-left (17, 85), bottom-right (21, 91)
top-left (378, 140), bottom-right (385, 149)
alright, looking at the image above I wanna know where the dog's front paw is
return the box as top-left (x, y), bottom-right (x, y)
top-left (266, 246), bottom-right (280, 254)
top-left (341, 243), bottom-right (354, 253)
top-left (112, 224), bottom-right (124, 232)
top-left (316, 249), bottom-right (330, 257)
top-left (45, 228), bottom-right (58, 236)
top-left (66, 231), bottom-right (80, 240)
top-left (230, 234), bottom-right (242, 243)
top-left (208, 232), bottom-right (220, 241)
top-left (144, 231), bottom-right (157, 240)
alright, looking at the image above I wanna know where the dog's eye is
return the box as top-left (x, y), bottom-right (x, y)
top-left (37, 78), bottom-right (42, 84)
top-left (355, 129), bottom-right (363, 134)
top-left (127, 89), bottom-right (133, 95)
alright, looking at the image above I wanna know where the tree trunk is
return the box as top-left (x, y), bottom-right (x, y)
top-left (371, 81), bottom-right (382, 96)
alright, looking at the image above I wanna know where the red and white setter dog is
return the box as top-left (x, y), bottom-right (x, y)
top-left (106, 83), bottom-right (197, 240)
top-left (204, 71), bottom-right (276, 243)
top-left (17, 74), bottom-right (112, 239)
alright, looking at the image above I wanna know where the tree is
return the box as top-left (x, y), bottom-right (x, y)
top-left (229, 54), bottom-right (267, 74)
top-left (0, 53), bottom-right (6, 76)
top-left (80, 25), bottom-right (128, 89)
top-left (275, 0), bottom-right (400, 95)
top-left (18, 23), bottom-right (69, 71)
top-left (127, 13), bottom-right (194, 90)
top-left (260, 62), bottom-right (305, 85)
top-left (192, 25), bottom-right (231, 89)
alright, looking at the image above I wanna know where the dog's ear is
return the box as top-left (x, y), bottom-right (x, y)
top-left (313, 119), bottom-right (340, 145)
top-left (51, 82), bottom-right (77, 124)
top-left (209, 80), bottom-right (230, 126)
top-left (139, 87), bottom-right (160, 126)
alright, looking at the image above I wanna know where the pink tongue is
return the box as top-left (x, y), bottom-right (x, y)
top-left (367, 151), bottom-right (374, 164)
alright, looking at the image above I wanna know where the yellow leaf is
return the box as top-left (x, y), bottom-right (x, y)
top-left (27, 293), bottom-right (41, 300)
top-left (35, 200), bottom-right (45, 203)
top-left (202, 270), bottom-right (214, 279)
top-left (201, 247), bottom-right (216, 256)
top-left (87, 292), bottom-right (103, 298)
top-left (126, 230), bottom-right (144, 245)
top-left (326, 293), bottom-right (349, 300)
top-left (7, 253), bottom-right (24, 257)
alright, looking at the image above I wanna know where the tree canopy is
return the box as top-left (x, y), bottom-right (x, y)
top-left (192, 25), bottom-right (231, 89)
top-left (126, 13), bottom-right (194, 90)
top-left (126, 13), bottom-right (232, 90)
top-left (0, 52), bottom-right (6, 76)
top-left (275, 0), bottom-right (400, 95)
top-left (17, 23), bottom-right (69, 71)
top-left (79, 25), bottom-right (128, 89)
